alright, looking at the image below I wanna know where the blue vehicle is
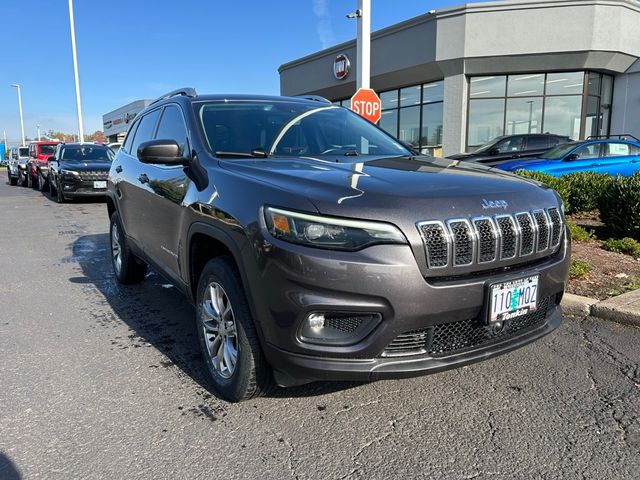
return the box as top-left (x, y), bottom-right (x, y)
top-left (497, 136), bottom-right (640, 177)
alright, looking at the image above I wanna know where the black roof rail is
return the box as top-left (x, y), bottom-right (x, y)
top-left (296, 95), bottom-right (332, 104)
top-left (149, 87), bottom-right (197, 106)
top-left (586, 134), bottom-right (640, 142)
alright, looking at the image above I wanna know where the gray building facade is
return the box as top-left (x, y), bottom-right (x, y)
top-left (279, 0), bottom-right (640, 157)
top-left (102, 99), bottom-right (152, 143)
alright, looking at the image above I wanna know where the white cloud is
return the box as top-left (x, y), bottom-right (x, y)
top-left (313, 0), bottom-right (336, 49)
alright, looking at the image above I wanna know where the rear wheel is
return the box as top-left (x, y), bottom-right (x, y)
top-left (196, 257), bottom-right (274, 402)
top-left (109, 212), bottom-right (147, 284)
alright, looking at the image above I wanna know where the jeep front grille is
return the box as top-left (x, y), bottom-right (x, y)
top-left (79, 170), bottom-right (108, 181)
top-left (417, 207), bottom-right (563, 269)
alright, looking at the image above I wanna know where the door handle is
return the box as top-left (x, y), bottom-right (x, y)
top-left (115, 165), bottom-right (123, 173)
top-left (589, 163), bottom-right (601, 167)
top-left (138, 173), bottom-right (149, 184)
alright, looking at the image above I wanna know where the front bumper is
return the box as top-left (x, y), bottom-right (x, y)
top-left (248, 231), bottom-right (570, 385)
top-left (60, 176), bottom-right (108, 197)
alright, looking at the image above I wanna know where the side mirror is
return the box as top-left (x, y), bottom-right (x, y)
top-left (489, 147), bottom-right (500, 156)
top-left (47, 156), bottom-right (56, 162)
top-left (137, 139), bottom-right (188, 165)
top-left (564, 153), bottom-right (579, 161)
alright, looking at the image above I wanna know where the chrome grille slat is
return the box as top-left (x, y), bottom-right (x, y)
top-left (417, 207), bottom-right (563, 269)
top-left (448, 219), bottom-right (474, 266)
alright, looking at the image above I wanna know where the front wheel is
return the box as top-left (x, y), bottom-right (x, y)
top-left (109, 212), bottom-right (147, 284)
top-left (196, 257), bottom-right (274, 402)
top-left (38, 172), bottom-right (48, 192)
top-left (9, 171), bottom-right (17, 186)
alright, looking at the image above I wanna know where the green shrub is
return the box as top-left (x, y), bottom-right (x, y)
top-left (515, 170), bottom-right (571, 211)
top-left (567, 222), bottom-right (596, 242)
top-left (598, 172), bottom-right (640, 240)
top-left (569, 259), bottom-right (592, 278)
top-left (561, 171), bottom-right (613, 214)
top-left (601, 237), bottom-right (640, 257)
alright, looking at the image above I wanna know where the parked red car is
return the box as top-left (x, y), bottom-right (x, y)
top-left (27, 141), bottom-right (60, 190)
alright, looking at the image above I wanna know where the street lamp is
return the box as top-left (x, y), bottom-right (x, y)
top-left (10, 84), bottom-right (26, 146)
top-left (67, 0), bottom-right (84, 143)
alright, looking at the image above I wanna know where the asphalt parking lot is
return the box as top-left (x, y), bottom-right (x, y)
top-left (1, 170), bottom-right (639, 480)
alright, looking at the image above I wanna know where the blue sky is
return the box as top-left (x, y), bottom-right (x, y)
top-left (1, 0), bottom-right (471, 143)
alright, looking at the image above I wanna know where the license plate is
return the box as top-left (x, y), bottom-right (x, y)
top-left (489, 275), bottom-right (538, 323)
top-left (93, 181), bottom-right (107, 189)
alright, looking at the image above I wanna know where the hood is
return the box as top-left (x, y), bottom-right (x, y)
top-left (498, 157), bottom-right (555, 172)
top-left (219, 155), bottom-right (561, 221)
top-left (447, 153), bottom-right (473, 160)
top-left (60, 160), bottom-right (112, 171)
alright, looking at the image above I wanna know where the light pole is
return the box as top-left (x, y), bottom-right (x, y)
top-left (526, 100), bottom-right (534, 134)
top-left (10, 84), bottom-right (26, 146)
top-left (347, 0), bottom-right (371, 90)
top-left (37, 124), bottom-right (41, 141)
top-left (67, 0), bottom-right (84, 143)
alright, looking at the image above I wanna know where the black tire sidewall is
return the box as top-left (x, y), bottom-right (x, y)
top-left (196, 257), bottom-right (265, 402)
top-left (109, 212), bottom-right (147, 284)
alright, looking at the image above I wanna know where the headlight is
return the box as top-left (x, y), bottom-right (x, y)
top-left (264, 207), bottom-right (407, 251)
top-left (60, 169), bottom-right (79, 177)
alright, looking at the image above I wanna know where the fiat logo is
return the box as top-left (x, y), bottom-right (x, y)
top-left (333, 54), bottom-right (350, 80)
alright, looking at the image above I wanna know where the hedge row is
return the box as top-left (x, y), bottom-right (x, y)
top-left (515, 170), bottom-right (640, 240)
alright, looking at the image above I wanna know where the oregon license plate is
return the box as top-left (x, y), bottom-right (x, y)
top-left (93, 181), bottom-right (107, 189)
top-left (489, 275), bottom-right (538, 323)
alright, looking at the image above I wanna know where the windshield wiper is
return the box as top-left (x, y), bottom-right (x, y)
top-left (215, 149), bottom-right (268, 159)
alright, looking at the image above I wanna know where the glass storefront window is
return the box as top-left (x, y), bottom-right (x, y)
top-left (507, 74), bottom-right (544, 97)
top-left (468, 99), bottom-right (505, 146)
top-left (584, 96), bottom-right (601, 138)
top-left (380, 90), bottom-right (398, 110)
top-left (379, 109), bottom-right (398, 138)
top-left (505, 97), bottom-right (543, 135)
top-left (545, 72), bottom-right (584, 95)
top-left (399, 86), bottom-right (421, 107)
top-left (423, 81), bottom-right (443, 103)
top-left (398, 106), bottom-right (421, 148)
top-left (421, 102), bottom-right (443, 147)
top-left (587, 72), bottom-right (601, 96)
top-left (469, 76), bottom-right (506, 98)
top-left (543, 96), bottom-right (582, 139)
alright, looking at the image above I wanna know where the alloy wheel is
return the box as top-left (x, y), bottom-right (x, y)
top-left (111, 223), bottom-right (122, 274)
top-left (201, 282), bottom-right (238, 379)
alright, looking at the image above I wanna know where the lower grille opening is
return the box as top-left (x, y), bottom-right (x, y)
top-left (382, 295), bottom-right (555, 357)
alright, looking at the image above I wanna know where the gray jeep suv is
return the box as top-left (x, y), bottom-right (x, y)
top-left (107, 88), bottom-right (570, 402)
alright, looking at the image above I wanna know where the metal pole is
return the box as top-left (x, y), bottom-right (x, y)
top-left (356, 0), bottom-right (371, 90)
top-left (3, 130), bottom-right (7, 150)
top-left (11, 84), bottom-right (26, 146)
top-left (68, 0), bottom-right (84, 143)
top-left (37, 124), bottom-right (41, 141)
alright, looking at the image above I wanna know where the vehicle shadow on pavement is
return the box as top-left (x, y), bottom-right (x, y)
top-left (70, 234), bottom-right (362, 400)
top-left (0, 453), bottom-right (22, 480)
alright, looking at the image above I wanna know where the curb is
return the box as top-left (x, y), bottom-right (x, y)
top-left (561, 290), bottom-right (640, 327)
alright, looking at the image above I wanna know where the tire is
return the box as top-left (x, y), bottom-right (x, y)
top-left (38, 172), bottom-right (48, 192)
top-left (9, 173), bottom-right (17, 186)
top-left (19, 171), bottom-right (27, 187)
top-left (109, 212), bottom-right (148, 284)
top-left (196, 256), bottom-right (274, 402)
top-left (49, 176), bottom-right (56, 196)
top-left (55, 179), bottom-right (65, 203)
top-left (27, 172), bottom-right (33, 188)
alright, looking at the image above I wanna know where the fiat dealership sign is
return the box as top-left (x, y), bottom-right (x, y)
top-left (333, 54), bottom-right (350, 80)
top-left (350, 88), bottom-right (382, 124)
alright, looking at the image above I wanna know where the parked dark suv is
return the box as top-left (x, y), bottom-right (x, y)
top-left (107, 88), bottom-right (570, 401)
top-left (449, 134), bottom-right (572, 166)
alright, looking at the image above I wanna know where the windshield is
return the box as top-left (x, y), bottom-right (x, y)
top-left (19, 147), bottom-right (29, 157)
top-left (543, 143), bottom-right (579, 160)
top-left (60, 146), bottom-right (114, 162)
top-left (38, 144), bottom-right (57, 155)
top-left (197, 101), bottom-right (409, 158)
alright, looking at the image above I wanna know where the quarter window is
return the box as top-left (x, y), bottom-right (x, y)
top-left (122, 120), bottom-right (139, 154)
top-left (605, 143), bottom-right (633, 157)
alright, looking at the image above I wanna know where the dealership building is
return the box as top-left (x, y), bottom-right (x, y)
top-left (102, 99), bottom-right (152, 143)
top-left (279, 0), bottom-right (640, 157)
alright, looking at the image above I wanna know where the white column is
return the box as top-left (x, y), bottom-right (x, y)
top-left (68, 0), bottom-right (85, 143)
top-left (356, 0), bottom-right (371, 90)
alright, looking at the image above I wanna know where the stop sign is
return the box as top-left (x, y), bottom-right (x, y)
top-left (350, 88), bottom-right (382, 124)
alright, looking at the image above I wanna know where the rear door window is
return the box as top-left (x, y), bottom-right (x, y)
top-left (604, 142), bottom-right (632, 157)
top-left (130, 109), bottom-right (161, 158)
top-left (525, 136), bottom-right (549, 150)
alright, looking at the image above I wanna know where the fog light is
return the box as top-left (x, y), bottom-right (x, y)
top-left (299, 311), bottom-right (382, 346)
top-left (307, 313), bottom-right (325, 329)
